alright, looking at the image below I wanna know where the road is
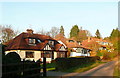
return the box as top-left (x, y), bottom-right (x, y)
top-left (47, 61), bottom-right (116, 77)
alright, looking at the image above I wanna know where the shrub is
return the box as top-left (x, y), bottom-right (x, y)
top-left (2, 52), bottom-right (21, 78)
top-left (55, 56), bottom-right (99, 71)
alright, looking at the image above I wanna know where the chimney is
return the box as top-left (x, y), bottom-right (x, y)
top-left (88, 37), bottom-right (91, 42)
top-left (26, 29), bottom-right (33, 34)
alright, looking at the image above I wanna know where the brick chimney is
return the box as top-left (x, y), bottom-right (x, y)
top-left (88, 37), bottom-right (91, 42)
top-left (26, 29), bottom-right (33, 34)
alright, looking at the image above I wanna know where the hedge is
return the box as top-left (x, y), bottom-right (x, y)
top-left (55, 56), bottom-right (100, 71)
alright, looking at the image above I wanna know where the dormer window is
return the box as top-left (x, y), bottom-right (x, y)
top-left (49, 40), bottom-right (54, 46)
top-left (69, 40), bottom-right (74, 42)
top-left (37, 39), bottom-right (42, 43)
top-left (29, 38), bottom-right (36, 44)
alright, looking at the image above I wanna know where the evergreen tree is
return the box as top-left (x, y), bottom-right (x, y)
top-left (60, 26), bottom-right (64, 36)
top-left (70, 25), bottom-right (79, 38)
top-left (95, 29), bottom-right (101, 39)
top-left (110, 28), bottom-right (120, 39)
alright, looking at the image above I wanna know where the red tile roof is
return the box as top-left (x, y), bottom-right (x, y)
top-left (55, 34), bottom-right (91, 50)
top-left (81, 37), bottom-right (110, 49)
top-left (5, 31), bottom-right (66, 52)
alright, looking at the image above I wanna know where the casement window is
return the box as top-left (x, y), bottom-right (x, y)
top-left (26, 52), bottom-right (34, 58)
top-left (41, 51), bottom-right (52, 58)
top-left (29, 38), bottom-right (36, 44)
top-left (57, 52), bottom-right (65, 58)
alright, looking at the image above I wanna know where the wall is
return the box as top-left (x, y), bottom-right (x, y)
top-left (5, 50), bottom-right (41, 62)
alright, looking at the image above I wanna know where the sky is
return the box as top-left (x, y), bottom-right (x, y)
top-left (0, 1), bottom-right (118, 38)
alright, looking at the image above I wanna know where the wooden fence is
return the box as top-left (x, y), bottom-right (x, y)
top-left (2, 57), bottom-right (46, 78)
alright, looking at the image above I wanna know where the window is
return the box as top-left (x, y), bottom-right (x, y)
top-left (69, 40), bottom-right (74, 42)
top-left (57, 52), bottom-right (65, 58)
top-left (29, 38), bottom-right (36, 44)
top-left (76, 48), bottom-right (82, 53)
top-left (37, 39), bottom-right (42, 43)
top-left (41, 51), bottom-right (52, 58)
top-left (49, 41), bottom-right (54, 46)
top-left (83, 49), bottom-right (87, 54)
top-left (26, 52), bottom-right (34, 58)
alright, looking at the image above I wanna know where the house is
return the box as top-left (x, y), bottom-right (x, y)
top-left (55, 34), bottom-right (91, 57)
top-left (81, 37), bottom-right (113, 56)
top-left (5, 29), bottom-right (67, 62)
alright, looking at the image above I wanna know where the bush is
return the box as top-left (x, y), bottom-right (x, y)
top-left (102, 50), bottom-right (116, 60)
top-left (55, 56), bottom-right (100, 71)
top-left (2, 52), bottom-right (21, 78)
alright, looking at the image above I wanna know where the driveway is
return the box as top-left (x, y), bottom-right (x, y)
top-left (47, 61), bottom-right (116, 76)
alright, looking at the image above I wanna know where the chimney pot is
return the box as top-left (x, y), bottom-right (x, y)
top-left (26, 29), bottom-right (33, 34)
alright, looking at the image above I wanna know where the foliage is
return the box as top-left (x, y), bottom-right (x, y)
top-left (96, 50), bottom-right (103, 57)
top-left (1, 25), bottom-right (19, 43)
top-left (95, 29), bottom-right (101, 39)
top-left (70, 25), bottom-right (79, 38)
top-left (109, 28), bottom-right (120, 55)
top-left (37, 26), bottom-right (59, 38)
top-left (110, 28), bottom-right (120, 40)
top-left (55, 56), bottom-right (100, 71)
top-left (113, 61), bottom-right (120, 77)
top-left (101, 50), bottom-right (116, 60)
top-left (77, 30), bottom-right (91, 42)
top-left (63, 61), bottom-right (105, 73)
top-left (2, 52), bottom-right (21, 78)
top-left (60, 26), bottom-right (64, 36)
top-left (2, 48), bottom-right (42, 78)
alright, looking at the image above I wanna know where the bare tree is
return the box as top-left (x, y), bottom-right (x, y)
top-left (37, 27), bottom-right (59, 38)
top-left (37, 28), bottom-right (47, 35)
top-left (49, 27), bottom-right (60, 38)
top-left (1, 25), bottom-right (19, 43)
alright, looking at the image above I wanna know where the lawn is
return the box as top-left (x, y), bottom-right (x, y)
top-left (46, 62), bottom-right (56, 71)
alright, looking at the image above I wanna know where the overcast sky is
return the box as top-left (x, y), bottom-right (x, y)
top-left (0, 1), bottom-right (118, 38)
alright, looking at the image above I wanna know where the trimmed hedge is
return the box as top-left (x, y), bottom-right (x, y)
top-left (55, 56), bottom-right (100, 71)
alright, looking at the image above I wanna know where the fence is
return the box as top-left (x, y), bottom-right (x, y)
top-left (2, 57), bottom-right (46, 78)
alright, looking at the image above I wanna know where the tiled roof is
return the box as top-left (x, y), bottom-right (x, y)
top-left (55, 34), bottom-right (91, 50)
top-left (54, 44), bottom-right (63, 51)
top-left (5, 31), bottom-right (66, 52)
top-left (81, 37), bottom-right (109, 49)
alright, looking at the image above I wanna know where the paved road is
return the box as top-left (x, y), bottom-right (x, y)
top-left (47, 61), bottom-right (116, 76)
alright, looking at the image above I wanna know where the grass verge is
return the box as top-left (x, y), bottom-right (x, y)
top-left (113, 61), bottom-right (120, 77)
top-left (46, 62), bottom-right (56, 71)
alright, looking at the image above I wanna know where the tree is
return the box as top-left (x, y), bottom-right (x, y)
top-left (1, 25), bottom-right (18, 43)
top-left (49, 27), bottom-right (60, 38)
top-left (37, 27), bottom-right (60, 38)
top-left (70, 25), bottom-right (79, 38)
top-left (110, 28), bottom-right (120, 40)
top-left (37, 28), bottom-right (47, 35)
top-left (95, 29), bottom-right (101, 39)
top-left (60, 26), bottom-right (64, 36)
top-left (77, 30), bottom-right (92, 42)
